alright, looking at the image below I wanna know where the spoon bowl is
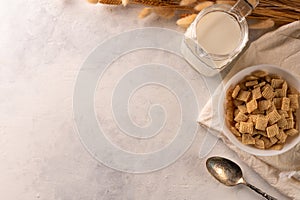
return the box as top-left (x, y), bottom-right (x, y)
top-left (206, 156), bottom-right (277, 200)
top-left (206, 156), bottom-right (244, 186)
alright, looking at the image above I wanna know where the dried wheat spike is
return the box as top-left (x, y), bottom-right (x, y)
top-left (180, 0), bottom-right (196, 6)
top-left (87, 0), bottom-right (99, 3)
top-left (176, 14), bottom-right (197, 28)
top-left (194, 1), bottom-right (214, 11)
top-left (98, 0), bottom-right (121, 5)
top-left (122, 0), bottom-right (129, 6)
top-left (97, 0), bottom-right (185, 7)
top-left (153, 7), bottom-right (175, 19)
top-left (249, 18), bottom-right (275, 29)
top-left (139, 7), bottom-right (152, 18)
top-left (216, 0), bottom-right (235, 5)
top-left (92, 0), bottom-right (300, 27)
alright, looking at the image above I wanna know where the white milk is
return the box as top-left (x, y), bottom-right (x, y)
top-left (181, 9), bottom-right (247, 76)
top-left (196, 11), bottom-right (242, 55)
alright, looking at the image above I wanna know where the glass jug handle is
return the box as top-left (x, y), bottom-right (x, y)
top-left (231, 0), bottom-right (259, 21)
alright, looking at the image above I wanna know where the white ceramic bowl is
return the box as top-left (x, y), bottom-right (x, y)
top-left (218, 64), bottom-right (300, 156)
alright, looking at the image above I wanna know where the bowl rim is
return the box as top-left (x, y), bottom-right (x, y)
top-left (218, 64), bottom-right (300, 156)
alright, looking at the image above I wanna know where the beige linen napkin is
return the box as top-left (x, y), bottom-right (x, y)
top-left (198, 21), bottom-right (300, 199)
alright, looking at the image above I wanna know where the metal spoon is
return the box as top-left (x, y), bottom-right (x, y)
top-left (206, 156), bottom-right (277, 200)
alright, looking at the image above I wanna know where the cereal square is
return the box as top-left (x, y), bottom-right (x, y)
top-left (231, 85), bottom-right (241, 99)
top-left (255, 115), bottom-right (268, 131)
top-left (266, 103), bottom-right (276, 115)
top-left (257, 130), bottom-right (268, 137)
top-left (252, 70), bottom-right (268, 78)
top-left (285, 128), bottom-right (299, 136)
top-left (277, 115), bottom-right (288, 128)
top-left (288, 86), bottom-right (299, 94)
top-left (288, 110), bottom-right (294, 119)
top-left (239, 122), bottom-right (253, 134)
top-left (245, 75), bottom-right (259, 81)
top-left (267, 109), bottom-right (281, 125)
top-left (242, 134), bottom-right (255, 145)
top-left (254, 81), bottom-right (267, 89)
top-left (284, 118), bottom-right (295, 130)
top-left (254, 138), bottom-right (265, 149)
top-left (234, 112), bottom-right (248, 122)
top-left (230, 126), bottom-right (241, 137)
top-left (248, 115), bottom-right (258, 124)
top-left (261, 137), bottom-right (273, 149)
top-left (270, 74), bottom-right (282, 79)
top-left (282, 81), bottom-right (288, 95)
top-left (266, 124), bottom-right (279, 138)
top-left (238, 105), bottom-right (247, 114)
top-left (275, 89), bottom-right (286, 97)
top-left (271, 79), bottom-right (284, 89)
top-left (272, 98), bottom-right (282, 109)
top-left (233, 99), bottom-right (244, 107)
top-left (245, 80), bottom-right (258, 87)
top-left (258, 100), bottom-right (271, 111)
top-left (265, 75), bottom-right (271, 83)
top-left (246, 99), bottom-right (258, 113)
top-left (281, 97), bottom-right (290, 111)
top-left (236, 90), bottom-right (251, 102)
top-left (252, 87), bottom-right (262, 99)
top-left (239, 83), bottom-right (247, 91)
top-left (270, 136), bottom-right (278, 145)
top-left (262, 84), bottom-right (275, 99)
top-left (252, 109), bottom-right (265, 115)
top-left (226, 109), bottom-right (234, 124)
top-left (276, 129), bottom-right (287, 144)
top-left (288, 94), bottom-right (299, 110)
top-left (270, 144), bottom-right (283, 150)
top-left (278, 110), bottom-right (289, 118)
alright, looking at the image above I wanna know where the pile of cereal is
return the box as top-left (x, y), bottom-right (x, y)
top-left (225, 70), bottom-right (299, 150)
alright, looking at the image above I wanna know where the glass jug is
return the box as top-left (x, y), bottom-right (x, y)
top-left (181, 0), bottom-right (259, 76)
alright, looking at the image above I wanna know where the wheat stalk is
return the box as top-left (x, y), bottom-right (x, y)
top-left (89, 0), bottom-right (300, 29)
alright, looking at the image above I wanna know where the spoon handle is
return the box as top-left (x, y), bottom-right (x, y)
top-left (245, 182), bottom-right (278, 200)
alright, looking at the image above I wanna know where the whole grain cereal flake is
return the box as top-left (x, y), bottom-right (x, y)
top-left (281, 97), bottom-right (290, 111)
top-left (271, 79), bottom-right (284, 89)
top-left (262, 84), bottom-right (275, 99)
top-left (245, 80), bottom-right (258, 87)
top-left (252, 87), bottom-right (262, 99)
top-left (238, 105), bottom-right (247, 114)
top-left (276, 129), bottom-right (288, 144)
top-left (267, 109), bottom-right (281, 125)
top-left (234, 112), bottom-right (248, 122)
top-left (254, 138), bottom-right (265, 149)
top-left (242, 134), bottom-right (255, 144)
top-left (255, 115), bottom-right (268, 131)
top-left (236, 90), bottom-right (251, 102)
top-left (239, 122), bottom-right (253, 134)
top-left (285, 128), bottom-right (299, 136)
top-left (266, 124), bottom-right (279, 138)
top-left (258, 100), bottom-right (271, 111)
top-left (231, 85), bottom-right (241, 99)
top-left (246, 99), bottom-right (258, 113)
top-left (288, 94), bottom-right (299, 110)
